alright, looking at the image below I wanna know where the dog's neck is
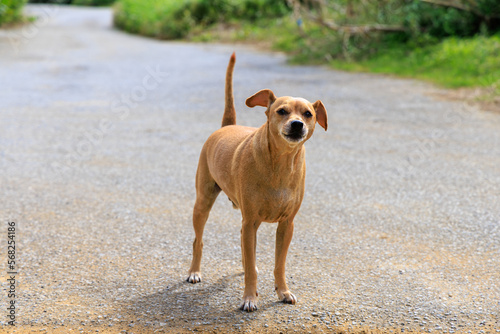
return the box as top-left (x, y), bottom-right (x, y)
top-left (253, 123), bottom-right (305, 187)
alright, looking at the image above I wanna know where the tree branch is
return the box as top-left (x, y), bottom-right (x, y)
top-left (308, 9), bottom-right (406, 34)
top-left (318, 18), bottom-right (406, 34)
top-left (419, 0), bottom-right (500, 19)
top-left (420, 0), bottom-right (479, 13)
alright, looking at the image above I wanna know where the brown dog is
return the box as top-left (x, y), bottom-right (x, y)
top-left (187, 53), bottom-right (327, 312)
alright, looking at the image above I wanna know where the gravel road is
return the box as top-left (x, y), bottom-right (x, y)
top-left (1, 5), bottom-right (499, 334)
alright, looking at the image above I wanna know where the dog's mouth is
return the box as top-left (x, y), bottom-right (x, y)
top-left (282, 131), bottom-right (306, 143)
top-left (281, 120), bottom-right (308, 143)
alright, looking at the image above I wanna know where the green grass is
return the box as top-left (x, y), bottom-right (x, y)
top-left (28, 0), bottom-right (116, 5)
top-left (0, 0), bottom-right (27, 26)
top-left (114, 0), bottom-right (290, 40)
top-left (332, 35), bottom-right (500, 89)
top-left (190, 17), bottom-right (300, 50)
top-left (114, 0), bottom-right (192, 39)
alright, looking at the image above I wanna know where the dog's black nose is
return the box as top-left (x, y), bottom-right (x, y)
top-left (290, 120), bottom-right (304, 132)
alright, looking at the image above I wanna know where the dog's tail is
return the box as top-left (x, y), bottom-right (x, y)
top-left (221, 52), bottom-right (236, 127)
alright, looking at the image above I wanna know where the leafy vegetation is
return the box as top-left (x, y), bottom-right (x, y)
top-left (114, 0), bottom-right (192, 39)
top-left (288, 0), bottom-right (500, 91)
top-left (112, 0), bottom-right (500, 94)
top-left (113, 0), bottom-right (289, 39)
top-left (0, 0), bottom-right (27, 26)
top-left (404, 0), bottom-right (500, 38)
top-left (331, 35), bottom-right (500, 89)
top-left (28, 0), bottom-right (115, 6)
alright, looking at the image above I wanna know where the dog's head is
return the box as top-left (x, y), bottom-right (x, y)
top-left (246, 89), bottom-right (327, 146)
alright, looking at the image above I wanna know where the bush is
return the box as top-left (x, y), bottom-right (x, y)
top-left (114, 0), bottom-right (192, 39)
top-left (0, 0), bottom-right (26, 26)
top-left (404, 0), bottom-right (500, 38)
top-left (332, 34), bottom-right (500, 88)
top-left (239, 0), bottom-right (290, 21)
top-left (28, 0), bottom-right (72, 3)
top-left (280, 0), bottom-right (500, 61)
top-left (72, 0), bottom-right (115, 5)
top-left (114, 0), bottom-right (291, 40)
top-left (28, 0), bottom-right (115, 5)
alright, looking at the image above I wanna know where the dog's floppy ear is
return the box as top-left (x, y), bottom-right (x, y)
top-left (313, 100), bottom-right (328, 131)
top-left (245, 89), bottom-right (277, 108)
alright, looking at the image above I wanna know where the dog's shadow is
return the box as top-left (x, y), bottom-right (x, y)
top-left (113, 271), bottom-right (280, 330)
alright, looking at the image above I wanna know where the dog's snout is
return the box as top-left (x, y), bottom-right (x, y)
top-left (284, 120), bottom-right (306, 142)
top-left (290, 120), bottom-right (304, 132)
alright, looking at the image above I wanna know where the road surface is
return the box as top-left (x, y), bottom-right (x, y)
top-left (0, 5), bottom-right (499, 334)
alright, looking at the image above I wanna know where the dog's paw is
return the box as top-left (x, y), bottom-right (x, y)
top-left (277, 289), bottom-right (297, 305)
top-left (186, 272), bottom-right (202, 284)
top-left (240, 295), bottom-right (258, 312)
top-left (282, 292), bottom-right (297, 304)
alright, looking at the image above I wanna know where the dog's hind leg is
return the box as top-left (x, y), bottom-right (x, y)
top-left (187, 156), bottom-right (221, 284)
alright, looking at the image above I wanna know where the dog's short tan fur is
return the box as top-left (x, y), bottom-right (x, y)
top-left (187, 53), bottom-right (327, 312)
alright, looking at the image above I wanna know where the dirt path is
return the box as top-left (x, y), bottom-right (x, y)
top-left (1, 5), bottom-right (499, 334)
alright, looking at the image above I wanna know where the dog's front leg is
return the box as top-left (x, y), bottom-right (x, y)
top-left (274, 219), bottom-right (297, 304)
top-left (240, 219), bottom-right (260, 312)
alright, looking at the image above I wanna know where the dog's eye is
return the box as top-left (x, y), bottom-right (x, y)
top-left (277, 109), bottom-right (288, 116)
top-left (304, 111), bottom-right (313, 118)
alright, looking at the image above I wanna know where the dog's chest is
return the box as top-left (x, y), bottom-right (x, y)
top-left (258, 186), bottom-right (301, 222)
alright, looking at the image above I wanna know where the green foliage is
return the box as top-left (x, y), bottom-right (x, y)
top-left (114, 0), bottom-right (290, 40)
top-left (239, 0), bottom-right (290, 21)
top-left (403, 0), bottom-right (499, 38)
top-left (331, 34), bottom-right (500, 88)
top-left (0, 0), bottom-right (26, 26)
top-left (114, 0), bottom-right (192, 39)
top-left (29, 0), bottom-right (72, 3)
top-left (284, 0), bottom-right (500, 62)
top-left (28, 0), bottom-right (115, 5)
top-left (72, 0), bottom-right (115, 6)
top-left (111, 0), bottom-right (499, 91)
